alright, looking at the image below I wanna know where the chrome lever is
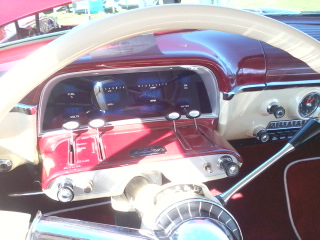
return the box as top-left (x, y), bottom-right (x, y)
top-left (186, 109), bottom-right (201, 129)
top-left (62, 121), bottom-right (80, 165)
top-left (165, 111), bottom-right (181, 133)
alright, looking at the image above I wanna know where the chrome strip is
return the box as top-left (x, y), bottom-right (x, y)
top-left (223, 79), bottom-right (320, 100)
top-left (0, 31), bottom-right (68, 49)
top-left (8, 191), bottom-right (44, 197)
top-left (222, 84), bottom-right (266, 100)
top-left (10, 103), bottom-right (37, 115)
top-left (267, 79), bottom-right (320, 88)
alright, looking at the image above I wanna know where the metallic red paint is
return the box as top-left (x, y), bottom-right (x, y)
top-left (39, 119), bottom-right (241, 189)
top-left (1, 30), bottom-right (266, 96)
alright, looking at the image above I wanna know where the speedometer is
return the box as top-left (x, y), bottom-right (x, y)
top-left (298, 92), bottom-right (320, 118)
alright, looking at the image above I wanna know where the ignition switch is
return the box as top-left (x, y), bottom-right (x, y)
top-left (267, 103), bottom-right (285, 119)
top-left (218, 155), bottom-right (239, 178)
top-left (57, 179), bottom-right (74, 202)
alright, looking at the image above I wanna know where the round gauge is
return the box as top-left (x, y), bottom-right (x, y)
top-left (298, 92), bottom-right (320, 118)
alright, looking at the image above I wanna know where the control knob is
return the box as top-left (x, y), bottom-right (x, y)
top-left (218, 156), bottom-right (239, 178)
top-left (268, 103), bottom-right (285, 119)
top-left (186, 109), bottom-right (201, 129)
top-left (165, 111), bottom-right (181, 132)
top-left (254, 127), bottom-right (270, 143)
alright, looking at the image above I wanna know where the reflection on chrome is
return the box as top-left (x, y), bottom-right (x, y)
top-left (170, 219), bottom-right (232, 240)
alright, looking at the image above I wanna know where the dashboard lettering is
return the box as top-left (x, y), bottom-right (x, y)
top-left (130, 146), bottom-right (167, 158)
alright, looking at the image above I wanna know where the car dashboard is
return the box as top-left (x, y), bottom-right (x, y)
top-left (2, 14), bottom-right (320, 203)
top-left (2, 6), bottom-right (320, 240)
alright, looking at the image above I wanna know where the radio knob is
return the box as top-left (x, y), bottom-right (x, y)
top-left (255, 128), bottom-right (270, 143)
top-left (268, 104), bottom-right (285, 119)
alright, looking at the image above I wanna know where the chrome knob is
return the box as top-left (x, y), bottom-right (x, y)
top-left (57, 180), bottom-right (74, 202)
top-left (165, 111), bottom-right (181, 121)
top-left (218, 156), bottom-right (239, 178)
top-left (186, 110), bottom-right (201, 119)
top-left (165, 112), bottom-right (181, 132)
top-left (186, 109), bottom-right (201, 129)
top-left (268, 103), bottom-right (285, 118)
top-left (253, 127), bottom-right (270, 143)
top-left (62, 121), bottom-right (80, 131)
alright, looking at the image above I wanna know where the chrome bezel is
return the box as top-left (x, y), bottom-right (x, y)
top-left (298, 92), bottom-right (320, 118)
top-left (38, 65), bottom-right (219, 136)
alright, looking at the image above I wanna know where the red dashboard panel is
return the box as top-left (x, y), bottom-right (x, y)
top-left (39, 119), bottom-right (241, 189)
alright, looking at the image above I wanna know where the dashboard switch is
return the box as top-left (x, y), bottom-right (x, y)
top-left (267, 103), bottom-right (285, 119)
top-left (186, 110), bottom-right (201, 129)
top-left (203, 162), bottom-right (213, 173)
top-left (62, 121), bottom-right (80, 164)
top-left (88, 116), bottom-right (106, 160)
top-left (165, 112), bottom-right (181, 132)
top-left (218, 156), bottom-right (240, 178)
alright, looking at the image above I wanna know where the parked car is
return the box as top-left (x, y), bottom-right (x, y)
top-left (1, 0), bottom-right (320, 239)
top-left (0, 13), bottom-right (59, 44)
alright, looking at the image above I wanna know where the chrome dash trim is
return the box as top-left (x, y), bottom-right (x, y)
top-left (38, 65), bottom-right (219, 135)
top-left (266, 79), bottom-right (320, 89)
top-left (222, 84), bottom-right (266, 100)
top-left (223, 79), bottom-right (320, 100)
top-left (10, 103), bottom-right (37, 115)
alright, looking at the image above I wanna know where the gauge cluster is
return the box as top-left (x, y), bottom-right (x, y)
top-left (40, 66), bottom-right (218, 132)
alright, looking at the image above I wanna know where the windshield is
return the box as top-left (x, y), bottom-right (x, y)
top-left (1, 0), bottom-right (320, 46)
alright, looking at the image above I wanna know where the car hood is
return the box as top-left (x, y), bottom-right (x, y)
top-left (0, 0), bottom-right (71, 27)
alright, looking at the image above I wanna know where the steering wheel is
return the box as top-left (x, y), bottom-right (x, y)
top-left (1, 4), bottom-right (320, 240)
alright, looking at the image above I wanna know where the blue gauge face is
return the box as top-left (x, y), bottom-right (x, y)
top-left (94, 79), bottom-right (127, 110)
top-left (299, 93), bottom-right (320, 118)
top-left (44, 67), bottom-right (213, 130)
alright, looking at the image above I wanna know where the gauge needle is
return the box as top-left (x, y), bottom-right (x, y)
top-left (307, 97), bottom-right (315, 103)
